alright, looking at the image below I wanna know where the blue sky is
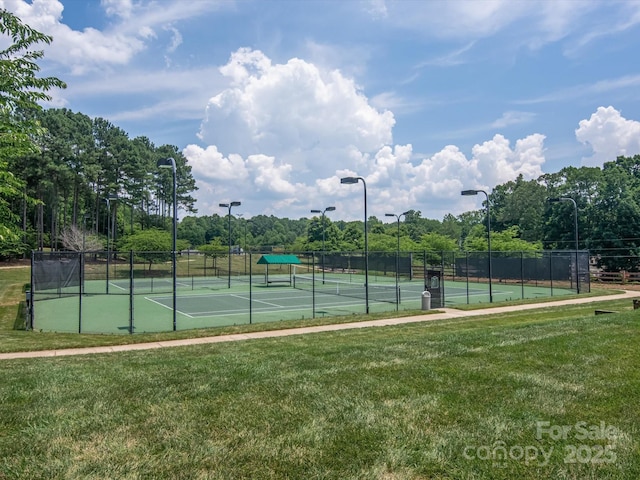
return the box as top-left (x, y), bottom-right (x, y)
top-left (4, 0), bottom-right (640, 222)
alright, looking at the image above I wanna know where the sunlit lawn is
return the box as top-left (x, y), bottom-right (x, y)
top-left (1, 298), bottom-right (639, 478)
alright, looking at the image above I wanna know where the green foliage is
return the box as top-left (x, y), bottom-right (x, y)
top-left (368, 232), bottom-right (396, 252)
top-left (0, 9), bottom-right (65, 258)
top-left (307, 216), bottom-right (341, 251)
top-left (197, 238), bottom-right (228, 258)
top-left (417, 232), bottom-right (458, 252)
top-left (491, 174), bottom-right (548, 241)
top-left (0, 9), bottom-right (66, 160)
top-left (464, 225), bottom-right (542, 252)
top-left (118, 229), bottom-right (172, 269)
top-left (0, 228), bottom-right (28, 259)
top-left (339, 222), bottom-right (364, 250)
top-left (178, 216), bottom-right (206, 247)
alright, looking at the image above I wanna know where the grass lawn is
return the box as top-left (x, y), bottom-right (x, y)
top-left (1, 265), bottom-right (639, 478)
top-left (1, 301), bottom-right (639, 478)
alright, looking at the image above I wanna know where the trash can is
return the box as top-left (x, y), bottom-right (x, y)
top-left (421, 290), bottom-right (431, 311)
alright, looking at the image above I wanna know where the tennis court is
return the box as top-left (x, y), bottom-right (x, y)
top-left (29, 250), bottom-right (584, 334)
top-left (31, 273), bottom-right (574, 334)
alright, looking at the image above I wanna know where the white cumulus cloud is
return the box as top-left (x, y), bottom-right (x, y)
top-left (184, 50), bottom-right (550, 220)
top-left (576, 106), bottom-right (640, 166)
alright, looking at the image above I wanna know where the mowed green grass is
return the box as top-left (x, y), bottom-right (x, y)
top-left (1, 306), bottom-right (639, 479)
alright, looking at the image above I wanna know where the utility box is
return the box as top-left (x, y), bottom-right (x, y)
top-left (421, 291), bottom-right (431, 311)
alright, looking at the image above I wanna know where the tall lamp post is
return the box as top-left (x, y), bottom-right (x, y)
top-left (104, 193), bottom-right (118, 295)
top-left (220, 201), bottom-right (241, 288)
top-left (157, 157), bottom-right (177, 331)
top-left (310, 206), bottom-right (336, 283)
top-left (548, 197), bottom-right (580, 294)
top-left (385, 211), bottom-right (409, 308)
top-left (340, 176), bottom-right (369, 313)
top-left (461, 189), bottom-right (493, 303)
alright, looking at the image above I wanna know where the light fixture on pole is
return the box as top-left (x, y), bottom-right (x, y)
top-left (157, 157), bottom-right (177, 331)
top-left (548, 197), bottom-right (580, 294)
top-left (340, 176), bottom-right (369, 313)
top-left (219, 201), bottom-right (241, 288)
top-left (310, 206), bottom-right (336, 283)
top-left (104, 193), bottom-right (118, 295)
top-left (461, 189), bottom-right (493, 303)
top-left (385, 211), bottom-right (410, 309)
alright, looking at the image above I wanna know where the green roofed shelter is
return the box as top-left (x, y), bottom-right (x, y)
top-left (257, 255), bottom-right (302, 265)
top-left (257, 255), bottom-right (301, 285)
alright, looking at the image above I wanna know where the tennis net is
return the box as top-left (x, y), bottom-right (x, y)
top-left (292, 274), bottom-right (399, 304)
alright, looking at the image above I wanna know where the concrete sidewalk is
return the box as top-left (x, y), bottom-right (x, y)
top-left (2, 290), bottom-right (639, 361)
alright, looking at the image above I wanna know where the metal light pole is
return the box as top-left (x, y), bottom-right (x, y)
top-left (385, 211), bottom-right (409, 309)
top-left (157, 157), bottom-right (177, 331)
top-left (341, 176), bottom-right (369, 313)
top-left (104, 193), bottom-right (118, 294)
top-left (548, 197), bottom-right (580, 294)
top-left (219, 201), bottom-right (241, 288)
top-left (310, 206), bottom-right (336, 283)
top-left (461, 189), bottom-right (493, 303)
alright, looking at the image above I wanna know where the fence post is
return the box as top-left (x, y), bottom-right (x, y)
top-left (129, 250), bottom-right (134, 334)
top-left (549, 251), bottom-right (554, 296)
top-left (29, 251), bottom-right (35, 330)
top-left (78, 251), bottom-right (82, 334)
top-left (521, 251), bottom-right (524, 300)
top-left (466, 251), bottom-right (469, 304)
top-left (312, 253), bottom-right (316, 319)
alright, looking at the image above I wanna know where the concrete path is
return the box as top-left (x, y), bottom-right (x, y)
top-left (2, 290), bottom-right (639, 361)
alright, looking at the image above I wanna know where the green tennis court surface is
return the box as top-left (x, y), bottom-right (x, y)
top-left (32, 275), bottom-right (575, 335)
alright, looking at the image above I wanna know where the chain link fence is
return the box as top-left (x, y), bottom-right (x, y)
top-left (28, 249), bottom-right (590, 334)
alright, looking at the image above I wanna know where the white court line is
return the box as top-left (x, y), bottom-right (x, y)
top-left (143, 296), bottom-right (195, 318)
top-left (110, 282), bottom-right (127, 291)
top-left (229, 293), bottom-right (282, 308)
top-left (187, 300), bottom-right (388, 318)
